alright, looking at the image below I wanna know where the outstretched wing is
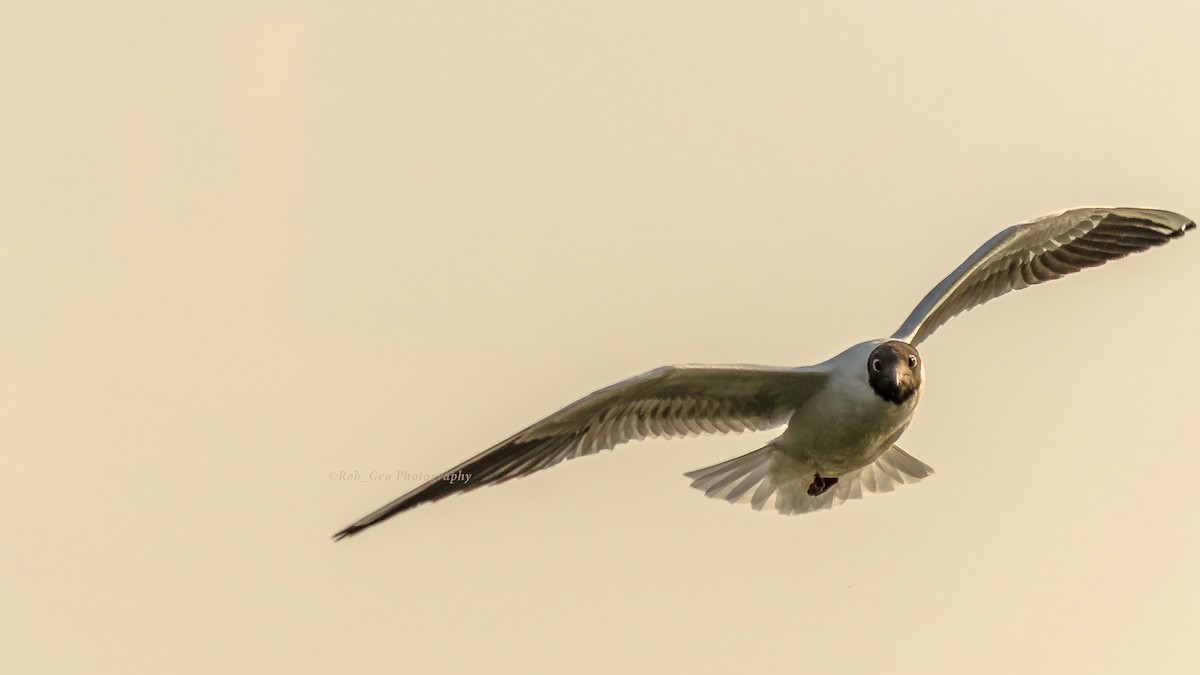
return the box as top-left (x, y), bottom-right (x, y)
top-left (891, 207), bottom-right (1194, 346)
top-left (333, 364), bottom-right (828, 539)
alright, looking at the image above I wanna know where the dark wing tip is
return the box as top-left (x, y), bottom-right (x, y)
top-left (332, 523), bottom-right (365, 542)
top-left (331, 476), bottom-right (469, 541)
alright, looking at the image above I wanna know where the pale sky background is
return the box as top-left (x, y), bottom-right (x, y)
top-left (3, 2), bottom-right (1199, 673)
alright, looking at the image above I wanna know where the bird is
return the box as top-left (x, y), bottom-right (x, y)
top-left (333, 207), bottom-right (1193, 540)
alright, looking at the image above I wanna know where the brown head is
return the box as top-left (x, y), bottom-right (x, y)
top-left (867, 341), bottom-right (922, 405)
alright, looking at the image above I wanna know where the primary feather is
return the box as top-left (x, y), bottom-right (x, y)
top-left (333, 365), bottom-right (827, 539)
top-left (892, 207), bottom-right (1194, 346)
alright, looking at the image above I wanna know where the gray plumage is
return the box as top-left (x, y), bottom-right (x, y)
top-left (334, 207), bottom-right (1193, 540)
top-left (892, 208), bottom-right (1194, 346)
top-left (333, 365), bottom-right (828, 539)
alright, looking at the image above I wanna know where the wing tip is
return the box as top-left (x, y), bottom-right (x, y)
top-left (331, 523), bottom-right (365, 542)
top-left (1105, 207), bottom-right (1195, 235)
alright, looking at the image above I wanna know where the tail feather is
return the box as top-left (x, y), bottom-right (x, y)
top-left (687, 447), bottom-right (774, 497)
top-left (685, 444), bottom-right (933, 515)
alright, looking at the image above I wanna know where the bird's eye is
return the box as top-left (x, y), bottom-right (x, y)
top-left (871, 358), bottom-right (882, 372)
top-left (908, 355), bottom-right (917, 368)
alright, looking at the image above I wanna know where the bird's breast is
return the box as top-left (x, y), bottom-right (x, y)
top-left (776, 366), bottom-right (920, 475)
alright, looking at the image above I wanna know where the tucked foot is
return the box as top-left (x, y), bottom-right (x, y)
top-left (806, 473), bottom-right (839, 497)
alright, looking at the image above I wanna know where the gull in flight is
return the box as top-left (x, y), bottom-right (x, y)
top-left (334, 207), bottom-right (1193, 540)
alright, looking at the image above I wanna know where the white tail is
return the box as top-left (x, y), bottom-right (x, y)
top-left (685, 444), bottom-right (933, 514)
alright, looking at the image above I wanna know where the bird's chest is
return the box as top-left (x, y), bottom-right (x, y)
top-left (777, 375), bottom-right (919, 474)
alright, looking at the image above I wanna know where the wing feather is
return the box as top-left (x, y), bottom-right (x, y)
top-left (892, 207), bottom-right (1194, 346)
top-left (334, 364), bottom-right (828, 539)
